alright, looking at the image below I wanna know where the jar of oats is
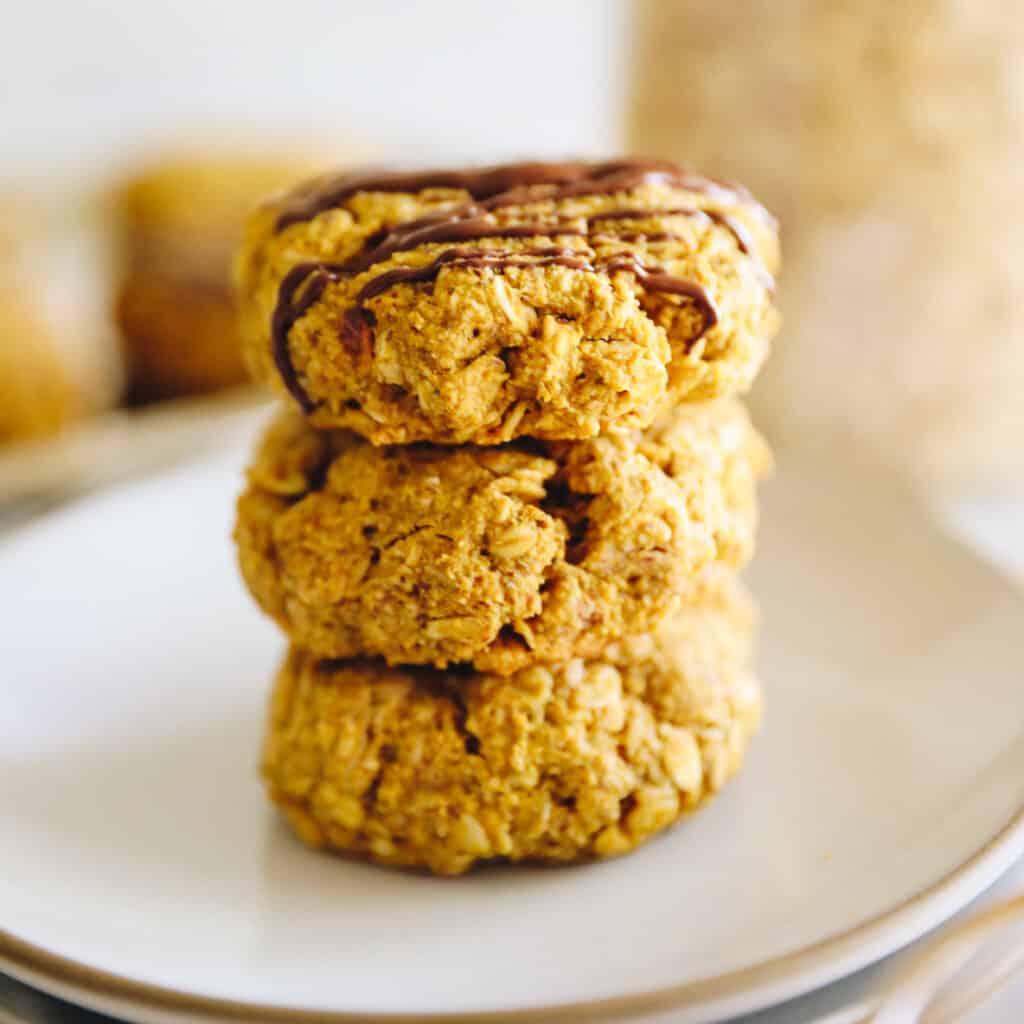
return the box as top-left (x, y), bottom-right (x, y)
top-left (630, 0), bottom-right (1024, 490)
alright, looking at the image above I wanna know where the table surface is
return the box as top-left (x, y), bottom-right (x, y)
top-left (3, 487), bottom-right (1022, 1024)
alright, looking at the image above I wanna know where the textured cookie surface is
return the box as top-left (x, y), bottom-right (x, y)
top-left (238, 159), bottom-right (779, 444)
top-left (235, 398), bottom-right (769, 672)
top-left (263, 579), bottom-right (761, 875)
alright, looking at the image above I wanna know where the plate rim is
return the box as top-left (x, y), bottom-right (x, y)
top-left (3, 804), bottom-right (1023, 1024)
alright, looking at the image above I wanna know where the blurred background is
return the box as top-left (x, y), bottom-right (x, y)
top-left (2, 0), bottom-right (1023, 505)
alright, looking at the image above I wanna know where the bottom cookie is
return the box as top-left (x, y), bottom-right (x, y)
top-left (263, 576), bottom-right (761, 875)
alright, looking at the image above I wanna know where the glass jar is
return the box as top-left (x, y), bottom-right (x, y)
top-left (629, 0), bottom-right (1024, 490)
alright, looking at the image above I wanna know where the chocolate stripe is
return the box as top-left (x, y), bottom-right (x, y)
top-left (274, 158), bottom-right (768, 232)
top-left (591, 205), bottom-right (756, 256)
top-left (271, 263), bottom-right (334, 411)
top-left (342, 217), bottom-right (586, 275)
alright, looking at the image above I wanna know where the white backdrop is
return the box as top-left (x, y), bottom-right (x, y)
top-left (1, 0), bottom-right (628, 186)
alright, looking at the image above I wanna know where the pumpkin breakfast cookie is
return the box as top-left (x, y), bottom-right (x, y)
top-left (235, 398), bottom-right (768, 672)
top-left (263, 575), bottom-right (760, 875)
top-left (237, 159), bottom-right (778, 443)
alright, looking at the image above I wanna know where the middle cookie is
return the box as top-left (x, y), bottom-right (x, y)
top-left (235, 399), bottom-right (768, 674)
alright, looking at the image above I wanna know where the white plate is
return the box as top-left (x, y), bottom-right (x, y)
top-left (1, 450), bottom-right (1022, 1024)
top-left (0, 389), bottom-right (268, 506)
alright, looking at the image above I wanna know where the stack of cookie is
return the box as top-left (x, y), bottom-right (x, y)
top-left (232, 160), bottom-right (779, 875)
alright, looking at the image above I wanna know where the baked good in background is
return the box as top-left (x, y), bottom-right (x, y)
top-left (263, 576), bottom-right (760, 876)
top-left (113, 155), bottom-right (325, 404)
top-left (238, 159), bottom-right (778, 444)
top-left (0, 195), bottom-right (118, 447)
top-left (236, 398), bottom-right (767, 672)
top-left (0, 289), bottom-right (80, 443)
top-left (629, 0), bottom-right (1024, 490)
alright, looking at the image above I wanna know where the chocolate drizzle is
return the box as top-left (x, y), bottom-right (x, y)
top-left (341, 217), bottom-right (584, 275)
top-left (590, 205), bottom-right (755, 255)
top-left (273, 158), bottom-right (767, 233)
top-left (271, 263), bottom-right (337, 409)
top-left (269, 159), bottom-right (770, 411)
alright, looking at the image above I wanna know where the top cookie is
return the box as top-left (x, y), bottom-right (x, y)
top-left (238, 159), bottom-right (779, 444)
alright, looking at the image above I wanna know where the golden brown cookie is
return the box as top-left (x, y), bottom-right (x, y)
top-left (237, 159), bottom-right (779, 444)
top-left (113, 155), bottom-right (321, 403)
top-left (0, 291), bottom-right (79, 443)
top-left (263, 577), bottom-right (761, 875)
top-left (115, 274), bottom-right (248, 404)
top-left (235, 398), bottom-right (769, 673)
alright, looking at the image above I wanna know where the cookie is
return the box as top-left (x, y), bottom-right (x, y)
top-left (263, 578), bottom-right (761, 875)
top-left (113, 155), bottom-right (319, 403)
top-left (115, 274), bottom-right (250, 404)
top-left (235, 398), bottom-right (769, 673)
top-left (237, 159), bottom-right (779, 444)
top-left (0, 291), bottom-right (79, 443)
